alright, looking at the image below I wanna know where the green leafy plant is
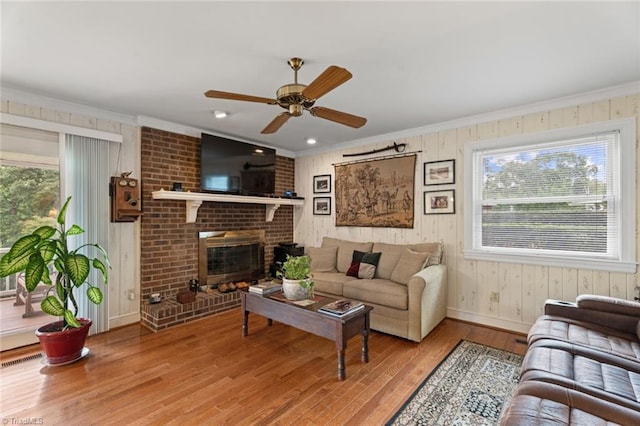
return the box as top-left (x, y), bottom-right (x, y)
top-left (0, 196), bottom-right (109, 329)
top-left (277, 254), bottom-right (314, 295)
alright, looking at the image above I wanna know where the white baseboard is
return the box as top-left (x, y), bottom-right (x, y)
top-left (0, 330), bottom-right (38, 352)
top-left (447, 307), bottom-right (532, 334)
top-left (109, 312), bottom-right (140, 329)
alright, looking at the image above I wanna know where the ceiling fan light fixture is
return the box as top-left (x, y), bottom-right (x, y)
top-left (288, 104), bottom-right (303, 117)
top-left (213, 110), bottom-right (228, 119)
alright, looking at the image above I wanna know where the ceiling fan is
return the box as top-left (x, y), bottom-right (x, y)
top-left (204, 57), bottom-right (367, 134)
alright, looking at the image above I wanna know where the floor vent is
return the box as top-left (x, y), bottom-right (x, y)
top-left (1, 352), bottom-right (42, 369)
top-left (515, 338), bottom-right (528, 345)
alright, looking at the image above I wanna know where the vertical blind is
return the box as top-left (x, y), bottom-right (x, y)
top-left (63, 134), bottom-right (110, 334)
top-left (474, 131), bottom-right (619, 259)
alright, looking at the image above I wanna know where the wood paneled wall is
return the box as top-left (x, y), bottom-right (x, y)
top-left (294, 93), bottom-right (640, 333)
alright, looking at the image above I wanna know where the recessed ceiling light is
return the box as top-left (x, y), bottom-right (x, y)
top-left (213, 110), bottom-right (228, 119)
top-left (306, 138), bottom-right (317, 145)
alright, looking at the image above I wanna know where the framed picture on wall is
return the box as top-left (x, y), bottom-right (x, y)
top-left (424, 159), bottom-right (455, 186)
top-left (313, 174), bottom-right (331, 193)
top-left (313, 197), bottom-right (331, 215)
top-left (424, 190), bottom-right (455, 215)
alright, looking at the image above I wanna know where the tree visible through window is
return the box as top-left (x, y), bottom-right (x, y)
top-left (0, 165), bottom-right (59, 247)
top-left (481, 138), bottom-right (610, 254)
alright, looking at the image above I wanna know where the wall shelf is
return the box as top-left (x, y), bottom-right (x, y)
top-left (152, 189), bottom-right (304, 223)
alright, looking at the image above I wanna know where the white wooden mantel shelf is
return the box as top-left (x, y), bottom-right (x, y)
top-left (152, 189), bottom-right (304, 223)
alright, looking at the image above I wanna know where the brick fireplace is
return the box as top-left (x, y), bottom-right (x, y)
top-left (140, 127), bottom-right (295, 331)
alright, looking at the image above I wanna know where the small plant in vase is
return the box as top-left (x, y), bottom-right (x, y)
top-left (277, 254), bottom-right (314, 300)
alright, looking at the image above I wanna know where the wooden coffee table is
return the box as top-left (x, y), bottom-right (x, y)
top-left (241, 291), bottom-right (372, 380)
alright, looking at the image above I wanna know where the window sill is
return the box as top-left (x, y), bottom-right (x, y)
top-left (463, 249), bottom-right (637, 274)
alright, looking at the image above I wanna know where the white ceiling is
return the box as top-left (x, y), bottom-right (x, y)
top-left (2, 1), bottom-right (639, 154)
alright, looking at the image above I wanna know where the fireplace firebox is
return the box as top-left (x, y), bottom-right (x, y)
top-left (198, 230), bottom-right (265, 286)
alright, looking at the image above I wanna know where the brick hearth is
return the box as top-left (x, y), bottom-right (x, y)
top-left (141, 290), bottom-right (242, 331)
top-left (140, 127), bottom-right (295, 330)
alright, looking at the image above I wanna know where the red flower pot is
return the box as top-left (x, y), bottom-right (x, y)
top-left (36, 318), bottom-right (92, 365)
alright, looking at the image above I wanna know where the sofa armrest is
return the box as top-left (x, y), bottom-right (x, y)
top-left (576, 294), bottom-right (640, 316)
top-left (406, 265), bottom-right (447, 342)
top-left (544, 297), bottom-right (640, 334)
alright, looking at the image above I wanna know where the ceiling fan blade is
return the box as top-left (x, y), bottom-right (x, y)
top-left (204, 90), bottom-right (276, 104)
top-left (261, 113), bottom-right (291, 134)
top-left (302, 66), bottom-right (352, 100)
top-left (310, 106), bottom-right (367, 128)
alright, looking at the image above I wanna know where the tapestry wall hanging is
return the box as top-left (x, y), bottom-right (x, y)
top-left (335, 154), bottom-right (416, 228)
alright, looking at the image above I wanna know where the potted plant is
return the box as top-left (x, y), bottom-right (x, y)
top-left (277, 254), bottom-right (314, 300)
top-left (0, 196), bottom-right (109, 365)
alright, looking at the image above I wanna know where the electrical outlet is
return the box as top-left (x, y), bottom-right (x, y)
top-left (490, 292), bottom-right (500, 303)
top-left (127, 289), bottom-right (135, 301)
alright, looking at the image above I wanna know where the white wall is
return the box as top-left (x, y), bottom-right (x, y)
top-left (294, 90), bottom-right (640, 334)
top-left (0, 99), bottom-right (142, 337)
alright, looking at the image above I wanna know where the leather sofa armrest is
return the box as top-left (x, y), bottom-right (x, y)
top-left (576, 294), bottom-right (640, 316)
top-left (544, 297), bottom-right (640, 334)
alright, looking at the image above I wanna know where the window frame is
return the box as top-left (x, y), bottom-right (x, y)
top-left (463, 117), bottom-right (637, 273)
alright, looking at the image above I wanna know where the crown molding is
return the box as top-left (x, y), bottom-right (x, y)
top-left (1, 86), bottom-right (139, 126)
top-left (298, 80), bottom-right (640, 157)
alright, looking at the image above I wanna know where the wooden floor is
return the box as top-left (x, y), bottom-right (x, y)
top-left (0, 309), bottom-right (527, 425)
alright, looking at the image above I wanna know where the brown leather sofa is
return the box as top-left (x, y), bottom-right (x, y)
top-left (500, 295), bottom-right (640, 425)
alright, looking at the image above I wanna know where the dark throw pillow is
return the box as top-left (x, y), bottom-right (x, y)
top-left (346, 250), bottom-right (382, 279)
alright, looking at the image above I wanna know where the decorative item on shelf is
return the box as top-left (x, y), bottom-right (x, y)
top-left (172, 182), bottom-right (183, 191)
top-left (0, 196), bottom-right (110, 365)
top-left (110, 172), bottom-right (143, 222)
top-left (149, 293), bottom-right (162, 304)
top-left (276, 254), bottom-right (314, 301)
top-left (189, 278), bottom-right (199, 293)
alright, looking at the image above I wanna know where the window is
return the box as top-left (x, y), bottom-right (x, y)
top-left (464, 118), bottom-right (636, 273)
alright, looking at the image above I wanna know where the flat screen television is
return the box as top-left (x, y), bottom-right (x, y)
top-left (200, 133), bottom-right (276, 196)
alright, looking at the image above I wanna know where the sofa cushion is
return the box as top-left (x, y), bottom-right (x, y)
top-left (390, 249), bottom-right (429, 284)
top-left (500, 381), bottom-right (640, 426)
top-left (528, 315), bottom-right (640, 363)
top-left (312, 271), bottom-right (357, 295)
top-left (372, 243), bottom-right (405, 279)
top-left (321, 237), bottom-right (373, 273)
top-left (409, 242), bottom-right (443, 266)
top-left (520, 342), bottom-right (640, 411)
top-left (308, 246), bottom-right (338, 272)
top-left (346, 250), bottom-right (381, 279)
top-left (343, 279), bottom-right (408, 310)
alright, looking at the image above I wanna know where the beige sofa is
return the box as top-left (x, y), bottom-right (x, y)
top-left (307, 237), bottom-right (447, 342)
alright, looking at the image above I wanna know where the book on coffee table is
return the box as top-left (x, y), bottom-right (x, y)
top-left (319, 299), bottom-right (365, 317)
top-left (248, 282), bottom-right (282, 295)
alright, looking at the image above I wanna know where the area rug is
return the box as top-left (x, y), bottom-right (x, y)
top-left (386, 340), bottom-right (523, 426)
